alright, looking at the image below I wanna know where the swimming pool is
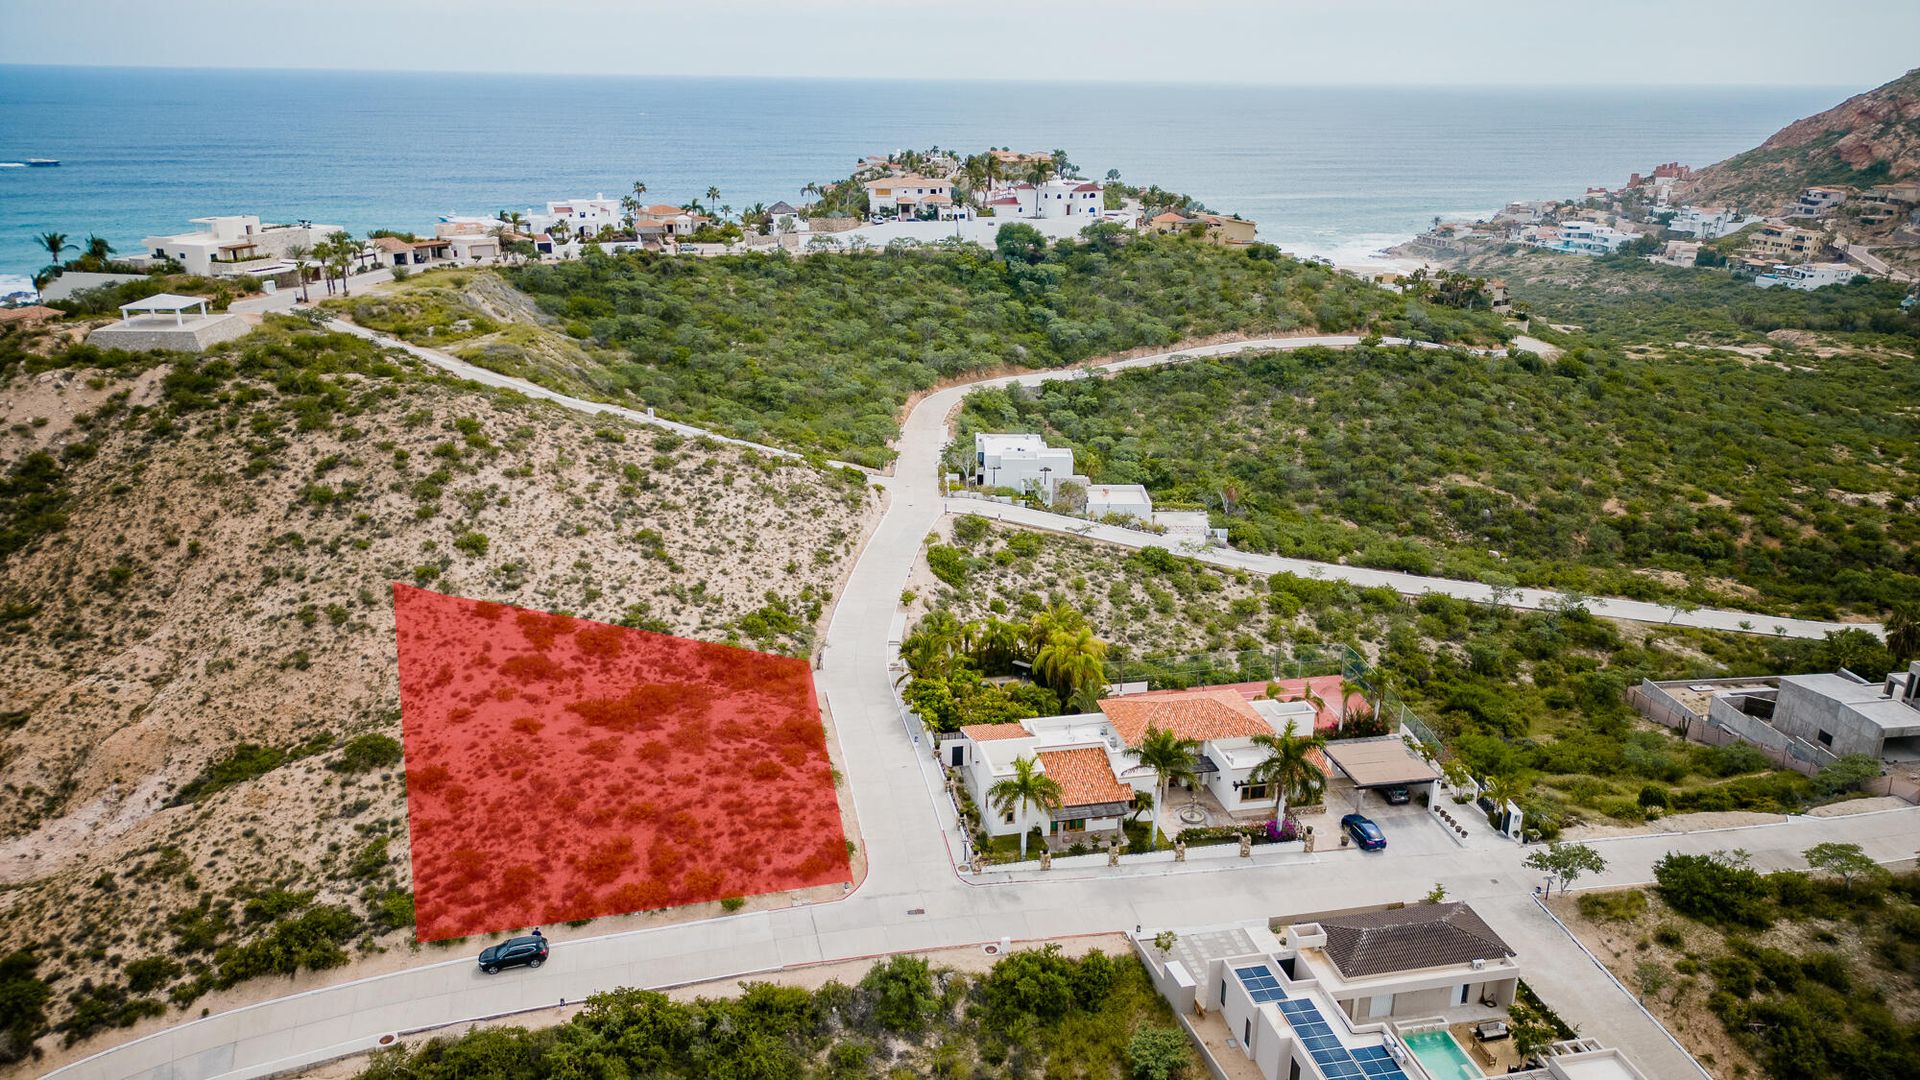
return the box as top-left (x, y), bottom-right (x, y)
top-left (1402, 1029), bottom-right (1485, 1080)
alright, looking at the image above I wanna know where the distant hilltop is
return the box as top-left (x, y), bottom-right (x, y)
top-left (1679, 66), bottom-right (1920, 213)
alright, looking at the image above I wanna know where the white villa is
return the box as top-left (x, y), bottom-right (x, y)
top-left (946, 686), bottom-right (1329, 848)
top-left (1138, 905), bottom-right (1650, 1080)
top-left (526, 194), bottom-right (626, 238)
top-left (141, 215), bottom-right (344, 277)
top-left (1665, 205), bottom-right (1744, 238)
top-left (1527, 220), bottom-right (1636, 256)
top-left (987, 179), bottom-right (1104, 220)
top-left (973, 432), bottom-right (1083, 499)
top-left (1754, 262), bottom-right (1859, 291)
top-left (431, 217), bottom-right (504, 262)
top-left (863, 174), bottom-right (955, 219)
top-left (1086, 483), bottom-right (1154, 521)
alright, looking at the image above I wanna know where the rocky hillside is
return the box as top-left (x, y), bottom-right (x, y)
top-left (0, 316), bottom-right (872, 1067)
top-left (1680, 67), bottom-right (1920, 212)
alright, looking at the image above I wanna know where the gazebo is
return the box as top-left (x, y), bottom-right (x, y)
top-left (118, 293), bottom-right (212, 326)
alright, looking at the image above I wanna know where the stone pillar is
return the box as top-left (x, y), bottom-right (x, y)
top-left (1039, 849), bottom-right (1053, 871)
top-left (1239, 833), bottom-right (1252, 858)
top-left (1303, 827), bottom-right (1316, 854)
top-left (1174, 840), bottom-right (1186, 863)
top-left (1108, 842), bottom-right (1121, 867)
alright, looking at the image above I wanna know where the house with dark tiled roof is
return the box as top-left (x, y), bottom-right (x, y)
top-left (1132, 904), bottom-right (1649, 1080)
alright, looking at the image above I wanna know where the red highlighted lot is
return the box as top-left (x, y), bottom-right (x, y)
top-left (392, 584), bottom-right (849, 941)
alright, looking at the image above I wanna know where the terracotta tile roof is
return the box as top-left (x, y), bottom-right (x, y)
top-left (1097, 689), bottom-right (1271, 747)
top-left (371, 236), bottom-right (412, 253)
top-left (960, 722), bottom-right (1031, 742)
top-left (1317, 903), bottom-right (1515, 978)
top-left (1073, 182), bottom-right (1100, 192)
top-left (1150, 211), bottom-right (1192, 224)
top-left (1036, 747), bottom-right (1132, 808)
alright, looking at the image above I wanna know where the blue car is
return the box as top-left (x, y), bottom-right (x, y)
top-left (1342, 813), bottom-right (1386, 850)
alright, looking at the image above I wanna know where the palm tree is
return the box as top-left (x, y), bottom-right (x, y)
top-left (310, 237), bottom-right (336, 295)
top-left (987, 755), bottom-right (1062, 859)
top-left (1338, 677), bottom-right (1371, 731)
top-left (1024, 601), bottom-right (1085, 660)
top-left (1133, 725), bottom-right (1199, 850)
top-left (1034, 627), bottom-right (1107, 709)
top-left (286, 243), bottom-right (312, 303)
top-left (324, 231), bottom-right (357, 296)
top-left (705, 186), bottom-right (721, 215)
top-left (82, 234), bottom-right (114, 265)
top-left (1246, 720), bottom-right (1327, 822)
top-left (1027, 160), bottom-right (1056, 191)
top-left (35, 232), bottom-right (70, 267)
top-left (630, 179), bottom-right (648, 202)
top-left (1887, 604), bottom-right (1918, 662)
top-left (1482, 774), bottom-right (1530, 832)
top-left (968, 616), bottom-right (1022, 674)
top-left (898, 610), bottom-right (966, 683)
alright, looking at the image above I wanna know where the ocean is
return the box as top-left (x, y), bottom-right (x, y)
top-left (0, 66), bottom-right (1850, 293)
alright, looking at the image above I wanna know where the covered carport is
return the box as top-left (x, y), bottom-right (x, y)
top-left (1322, 737), bottom-right (1442, 813)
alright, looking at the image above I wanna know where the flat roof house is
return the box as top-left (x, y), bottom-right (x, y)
top-left (1753, 262), bottom-right (1860, 291)
top-left (972, 432), bottom-right (1083, 498)
top-left (1773, 664), bottom-right (1920, 760)
top-left (1136, 905), bottom-right (1650, 1080)
top-left (1085, 483), bottom-right (1154, 521)
top-left (141, 215), bottom-right (344, 278)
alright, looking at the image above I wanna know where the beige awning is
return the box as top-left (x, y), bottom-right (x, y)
top-left (1323, 739), bottom-right (1442, 788)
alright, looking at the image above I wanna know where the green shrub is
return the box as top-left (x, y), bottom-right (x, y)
top-left (858, 954), bottom-right (937, 1033)
top-left (331, 733), bottom-right (402, 773)
top-left (168, 744), bottom-right (286, 805)
top-left (1577, 888), bottom-right (1648, 923)
top-left (1127, 1025), bottom-right (1192, 1080)
top-left (926, 544), bottom-right (970, 588)
top-left (1655, 851), bottom-right (1771, 928)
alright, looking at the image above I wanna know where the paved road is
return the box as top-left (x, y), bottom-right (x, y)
top-left (48, 334), bottom-right (1908, 1079)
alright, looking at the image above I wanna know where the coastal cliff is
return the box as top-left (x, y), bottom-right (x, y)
top-left (1679, 67), bottom-right (1920, 212)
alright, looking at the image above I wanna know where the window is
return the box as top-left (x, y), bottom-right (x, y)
top-left (1817, 730), bottom-right (1834, 748)
top-left (1003, 811), bottom-right (1015, 825)
top-left (1240, 784), bottom-right (1269, 803)
top-left (1244, 1018), bottom-right (1252, 1049)
top-left (1220, 980), bottom-right (1227, 1007)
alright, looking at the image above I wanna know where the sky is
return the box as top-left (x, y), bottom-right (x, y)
top-left (3, 0), bottom-right (1917, 87)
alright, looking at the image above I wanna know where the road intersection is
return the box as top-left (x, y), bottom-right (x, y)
top-left (46, 329), bottom-right (1911, 1079)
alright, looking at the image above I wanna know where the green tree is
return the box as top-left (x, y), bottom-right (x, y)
top-left (1523, 841), bottom-right (1607, 897)
top-left (1653, 850), bottom-right (1770, 927)
top-left (1813, 753), bottom-right (1881, 797)
top-left (996, 223), bottom-right (1047, 264)
top-left (1133, 725), bottom-right (1200, 850)
top-left (1886, 603), bottom-right (1919, 662)
top-left (1802, 841), bottom-right (1889, 894)
top-left (987, 755), bottom-right (1062, 859)
top-left (286, 243), bottom-right (313, 303)
top-left (706, 185), bottom-right (721, 215)
top-left (1245, 719), bottom-right (1327, 821)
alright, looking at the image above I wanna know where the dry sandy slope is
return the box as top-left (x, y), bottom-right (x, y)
top-left (0, 324), bottom-right (876, 1067)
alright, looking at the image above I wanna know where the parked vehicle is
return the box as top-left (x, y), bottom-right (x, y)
top-left (477, 935), bottom-right (548, 974)
top-left (1341, 813), bottom-right (1386, 850)
top-left (1383, 785), bottom-right (1411, 805)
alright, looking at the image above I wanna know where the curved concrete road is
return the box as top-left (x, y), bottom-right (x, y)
top-left (46, 334), bottom-right (1906, 1079)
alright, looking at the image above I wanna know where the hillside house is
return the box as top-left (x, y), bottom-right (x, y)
top-left (946, 686), bottom-right (1328, 849)
top-left (1745, 221), bottom-right (1826, 262)
top-left (141, 215), bottom-right (344, 277)
top-left (1137, 905), bottom-right (1650, 1080)
top-left (1647, 239), bottom-right (1701, 267)
top-left (1665, 205), bottom-right (1744, 238)
top-left (1086, 483), bottom-right (1154, 521)
top-left (863, 175), bottom-right (954, 219)
top-left (1753, 262), bottom-right (1860, 291)
top-left (1789, 186), bottom-right (1849, 218)
top-left (1147, 211), bottom-right (1258, 246)
top-left (972, 433), bottom-right (1085, 499)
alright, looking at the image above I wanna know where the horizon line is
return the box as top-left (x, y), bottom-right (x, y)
top-left (0, 60), bottom-right (1869, 93)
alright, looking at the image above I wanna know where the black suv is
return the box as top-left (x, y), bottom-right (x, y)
top-left (477, 935), bottom-right (549, 974)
